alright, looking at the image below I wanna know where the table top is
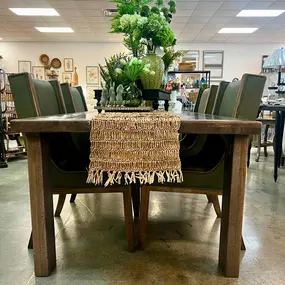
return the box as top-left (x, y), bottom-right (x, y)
top-left (11, 110), bottom-right (261, 135)
top-left (260, 104), bottom-right (285, 111)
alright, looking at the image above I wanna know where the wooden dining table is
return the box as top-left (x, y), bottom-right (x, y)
top-left (11, 110), bottom-right (261, 278)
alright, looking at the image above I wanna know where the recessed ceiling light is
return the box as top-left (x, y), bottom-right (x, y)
top-left (218, 28), bottom-right (258, 34)
top-left (35, 27), bottom-right (74, 33)
top-left (9, 8), bottom-right (59, 16)
top-left (237, 10), bottom-right (285, 17)
top-left (0, 38), bottom-right (2, 40)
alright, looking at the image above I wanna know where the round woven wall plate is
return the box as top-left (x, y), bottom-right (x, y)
top-left (51, 58), bottom-right (62, 69)
top-left (39, 54), bottom-right (50, 65)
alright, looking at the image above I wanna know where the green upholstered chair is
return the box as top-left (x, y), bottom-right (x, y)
top-left (61, 83), bottom-right (87, 113)
top-left (138, 73), bottom-right (266, 251)
top-left (60, 83), bottom-right (89, 203)
top-left (181, 85), bottom-right (219, 157)
top-left (8, 73), bottom-right (135, 252)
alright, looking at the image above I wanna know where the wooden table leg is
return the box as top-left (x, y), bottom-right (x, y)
top-left (278, 111), bottom-right (285, 167)
top-left (274, 111), bottom-right (281, 182)
top-left (26, 133), bottom-right (56, 277)
top-left (219, 135), bottom-right (248, 278)
top-left (131, 184), bottom-right (140, 218)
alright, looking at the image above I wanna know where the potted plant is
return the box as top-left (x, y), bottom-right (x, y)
top-left (100, 53), bottom-right (154, 107)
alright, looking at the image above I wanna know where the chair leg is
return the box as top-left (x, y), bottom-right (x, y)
top-left (70, 194), bottom-right (77, 203)
top-left (264, 125), bottom-right (269, 157)
top-left (54, 194), bottom-right (66, 217)
top-left (123, 187), bottom-right (135, 252)
top-left (241, 236), bottom-right (246, 250)
top-left (209, 195), bottom-right (222, 218)
top-left (139, 186), bottom-right (150, 250)
top-left (255, 133), bottom-right (261, 162)
top-left (206, 194), bottom-right (212, 203)
top-left (28, 231), bottom-right (33, 249)
top-left (247, 136), bottom-right (252, 168)
top-left (131, 184), bottom-right (140, 218)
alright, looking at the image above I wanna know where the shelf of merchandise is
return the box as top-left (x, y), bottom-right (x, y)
top-left (167, 70), bottom-right (211, 86)
top-left (167, 70), bottom-right (211, 104)
top-left (0, 75), bottom-right (26, 162)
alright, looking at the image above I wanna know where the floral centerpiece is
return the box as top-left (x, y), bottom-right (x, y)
top-left (98, 0), bottom-right (179, 108)
top-left (111, 0), bottom-right (177, 89)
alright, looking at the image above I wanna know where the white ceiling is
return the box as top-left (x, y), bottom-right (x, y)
top-left (0, 0), bottom-right (285, 43)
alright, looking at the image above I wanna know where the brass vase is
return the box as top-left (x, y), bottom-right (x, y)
top-left (140, 53), bottom-right (165, 89)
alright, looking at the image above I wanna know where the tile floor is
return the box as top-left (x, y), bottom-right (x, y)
top-left (1, 150), bottom-right (285, 285)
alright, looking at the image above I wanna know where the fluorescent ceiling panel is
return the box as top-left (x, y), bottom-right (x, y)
top-left (237, 10), bottom-right (285, 17)
top-left (9, 8), bottom-right (59, 16)
top-left (35, 27), bottom-right (74, 33)
top-left (218, 28), bottom-right (258, 34)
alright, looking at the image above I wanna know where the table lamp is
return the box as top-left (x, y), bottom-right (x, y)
top-left (263, 47), bottom-right (285, 86)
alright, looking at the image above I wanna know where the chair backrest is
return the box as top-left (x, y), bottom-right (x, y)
top-left (60, 83), bottom-right (76, 113)
top-left (49, 80), bottom-right (67, 114)
top-left (194, 86), bottom-right (206, 112)
top-left (61, 83), bottom-right (87, 113)
top-left (197, 85), bottom-right (218, 114)
top-left (197, 89), bottom-right (210, 113)
top-left (205, 85), bottom-right (218, 114)
top-left (72, 86), bottom-right (88, 112)
top-left (8, 73), bottom-right (64, 118)
top-left (214, 74), bottom-right (266, 120)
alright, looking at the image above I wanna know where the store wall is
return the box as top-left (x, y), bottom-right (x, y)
top-left (0, 41), bottom-right (283, 96)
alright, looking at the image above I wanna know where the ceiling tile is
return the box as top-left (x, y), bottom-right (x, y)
top-left (245, 1), bottom-right (275, 9)
top-left (191, 10), bottom-right (217, 17)
top-left (176, 2), bottom-right (199, 10)
top-left (220, 1), bottom-right (249, 10)
top-left (196, 1), bottom-right (223, 10)
top-left (269, 1), bottom-right (285, 9)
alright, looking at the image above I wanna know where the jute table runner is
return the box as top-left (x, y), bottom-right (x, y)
top-left (87, 112), bottom-right (183, 187)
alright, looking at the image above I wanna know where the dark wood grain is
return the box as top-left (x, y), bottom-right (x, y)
top-left (26, 133), bottom-right (56, 277)
top-left (11, 111), bottom-right (261, 135)
top-left (219, 135), bottom-right (248, 278)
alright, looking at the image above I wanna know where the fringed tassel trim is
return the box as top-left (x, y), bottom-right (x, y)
top-left (87, 170), bottom-right (183, 187)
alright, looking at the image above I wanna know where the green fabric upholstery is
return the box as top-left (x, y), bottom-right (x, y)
top-left (33, 79), bottom-right (62, 116)
top-left (71, 87), bottom-right (87, 112)
top-left (181, 85), bottom-right (218, 156)
top-left (75, 86), bottom-right (88, 111)
top-left (194, 87), bottom-right (206, 112)
top-left (49, 80), bottom-right (67, 114)
top-left (205, 85), bottom-right (218, 114)
top-left (197, 89), bottom-right (210, 113)
top-left (216, 82), bottom-right (240, 117)
top-left (60, 83), bottom-right (76, 113)
top-left (61, 83), bottom-right (87, 113)
top-left (235, 74), bottom-right (266, 121)
top-left (8, 73), bottom-right (39, 119)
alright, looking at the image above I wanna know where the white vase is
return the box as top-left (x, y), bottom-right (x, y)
top-left (171, 90), bottom-right (177, 102)
top-left (169, 90), bottom-right (182, 112)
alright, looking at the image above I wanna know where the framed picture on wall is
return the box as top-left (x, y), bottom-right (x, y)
top-left (32, 66), bottom-right (45, 80)
top-left (62, 72), bottom-right (72, 84)
top-left (64, 58), bottom-right (74, 72)
top-left (18, 61), bottom-right (31, 73)
top-left (86, 66), bottom-right (99, 85)
top-left (203, 51), bottom-right (224, 78)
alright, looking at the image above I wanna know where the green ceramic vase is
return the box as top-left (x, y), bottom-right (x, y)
top-left (140, 54), bottom-right (165, 89)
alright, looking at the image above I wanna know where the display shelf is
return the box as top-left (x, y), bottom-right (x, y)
top-left (0, 72), bottom-right (26, 162)
top-left (167, 70), bottom-right (211, 86)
